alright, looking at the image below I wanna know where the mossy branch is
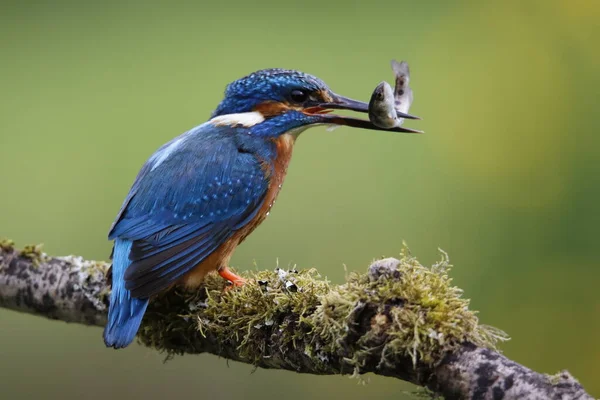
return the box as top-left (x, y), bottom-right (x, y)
top-left (0, 239), bottom-right (594, 400)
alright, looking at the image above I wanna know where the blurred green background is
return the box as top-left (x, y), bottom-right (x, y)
top-left (1, 0), bottom-right (598, 398)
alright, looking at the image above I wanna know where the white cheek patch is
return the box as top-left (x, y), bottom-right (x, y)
top-left (210, 111), bottom-right (265, 128)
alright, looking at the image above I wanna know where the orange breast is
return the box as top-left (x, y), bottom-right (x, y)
top-left (233, 132), bottom-right (295, 244)
top-left (181, 133), bottom-right (296, 288)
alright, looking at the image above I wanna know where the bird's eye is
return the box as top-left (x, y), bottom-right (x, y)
top-left (290, 89), bottom-right (308, 103)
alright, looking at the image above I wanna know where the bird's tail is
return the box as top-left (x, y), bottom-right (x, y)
top-left (103, 239), bottom-right (149, 349)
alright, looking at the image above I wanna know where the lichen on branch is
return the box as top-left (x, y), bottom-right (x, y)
top-left (138, 247), bottom-right (507, 377)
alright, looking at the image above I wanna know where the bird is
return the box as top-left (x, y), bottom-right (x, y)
top-left (103, 68), bottom-right (422, 348)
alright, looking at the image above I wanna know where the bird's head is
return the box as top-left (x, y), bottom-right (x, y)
top-left (210, 68), bottom-right (421, 137)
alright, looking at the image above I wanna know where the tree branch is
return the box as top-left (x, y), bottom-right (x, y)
top-left (0, 240), bottom-right (594, 400)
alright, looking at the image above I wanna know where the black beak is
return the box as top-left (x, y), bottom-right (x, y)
top-left (316, 94), bottom-right (423, 134)
top-left (325, 94), bottom-right (420, 120)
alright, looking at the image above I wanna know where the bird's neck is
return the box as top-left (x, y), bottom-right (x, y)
top-left (208, 111), bottom-right (306, 167)
top-left (210, 109), bottom-right (319, 139)
top-left (272, 133), bottom-right (296, 171)
top-left (248, 111), bottom-right (319, 138)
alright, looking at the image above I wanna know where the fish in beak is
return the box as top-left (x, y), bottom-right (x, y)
top-left (308, 93), bottom-right (423, 134)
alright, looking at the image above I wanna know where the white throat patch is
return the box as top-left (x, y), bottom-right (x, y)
top-left (210, 111), bottom-right (265, 128)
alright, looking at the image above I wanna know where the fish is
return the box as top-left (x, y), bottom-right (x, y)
top-left (368, 60), bottom-right (414, 129)
top-left (391, 60), bottom-right (413, 123)
top-left (368, 81), bottom-right (398, 129)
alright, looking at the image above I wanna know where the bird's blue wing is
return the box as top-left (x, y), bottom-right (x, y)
top-left (108, 124), bottom-right (272, 298)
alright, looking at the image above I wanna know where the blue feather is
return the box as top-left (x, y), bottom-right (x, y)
top-left (108, 123), bottom-right (272, 300)
top-left (125, 234), bottom-right (227, 296)
top-left (130, 223), bottom-right (213, 259)
top-left (103, 239), bottom-right (149, 349)
top-left (125, 225), bottom-right (225, 282)
top-left (212, 69), bottom-right (328, 117)
top-left (249, 111), bottom-right (321, 137)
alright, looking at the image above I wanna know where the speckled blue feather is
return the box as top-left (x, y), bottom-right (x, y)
top-left (108, 122), bottom-right (274, 300)
top-left (249, 110), bottom-right (323, 137)
top-left (212, 69), bottom-right (328, 117)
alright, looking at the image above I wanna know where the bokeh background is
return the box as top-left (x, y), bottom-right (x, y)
top-left (1, 0), bottom-right (598, 398)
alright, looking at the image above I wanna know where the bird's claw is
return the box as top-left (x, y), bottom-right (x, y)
top-left (219, 266), bottom-right (246, 290)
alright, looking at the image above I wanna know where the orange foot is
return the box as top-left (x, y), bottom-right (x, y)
top-left (218, 266), bottom-right (246, 288)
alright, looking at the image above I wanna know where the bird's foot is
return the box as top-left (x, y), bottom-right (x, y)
top-left (219, 266), bottom-right (246, 289)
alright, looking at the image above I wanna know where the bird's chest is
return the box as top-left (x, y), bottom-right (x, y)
top-left (235, 133), bottom-right (295, 242)
top-left (265, 134), bottom-right (295, 211)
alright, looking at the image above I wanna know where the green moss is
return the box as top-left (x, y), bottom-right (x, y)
top-left (0, 238), bottom-right (15, 252)
top-left (198, 267), bottom-right (331, 359)
top-left (547, 372), bottom-right (562, 385)
top-left (307, 247), bottom-right (508, 370)
top-left (76, 257), bottom-right (110, 275)
top-left (20, 243), bottom-right (46, 265)
top-left (139, 246), bottom-right (509, 372)
top-left (545, 371), bottom-right (573, 386)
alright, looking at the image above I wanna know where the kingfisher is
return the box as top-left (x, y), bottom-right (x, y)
top-left (103, 68), bottom-right (421, 348)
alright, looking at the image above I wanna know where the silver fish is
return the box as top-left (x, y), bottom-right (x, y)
top-left (368, 60), bottom-right (414, 129)
top-left (368, 81), bottom-right (398, 129)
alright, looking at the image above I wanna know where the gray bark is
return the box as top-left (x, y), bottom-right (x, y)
top-left (432, 344), bottom-right (593, 400)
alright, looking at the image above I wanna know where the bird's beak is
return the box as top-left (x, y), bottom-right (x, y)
top-left (311, 94), bottom-right (423, 134)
